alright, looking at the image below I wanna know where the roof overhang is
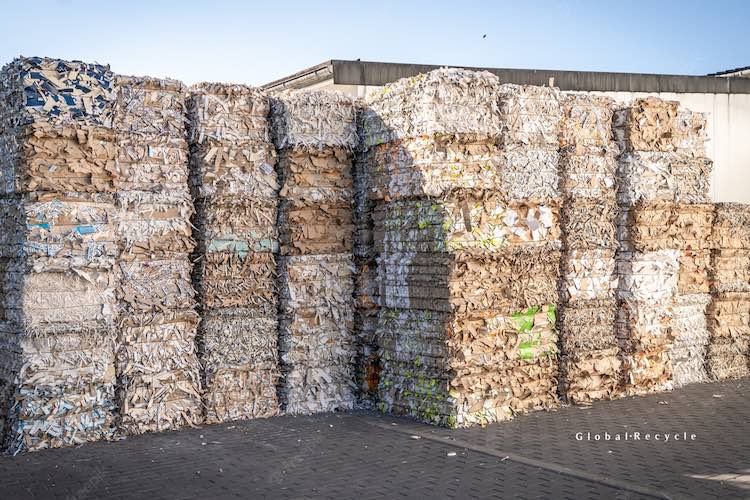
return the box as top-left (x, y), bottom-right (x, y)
top-left (261, 60), bottom-right (334, 91)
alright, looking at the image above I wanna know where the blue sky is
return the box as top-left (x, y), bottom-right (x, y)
top-left (1, 0), bottom-right (747, 85)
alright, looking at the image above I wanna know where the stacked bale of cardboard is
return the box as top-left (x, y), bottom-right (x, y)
top-left (707, 203), bottom-right (750, 380)
top-left (362, 69), bottom-right (562, 427)
top-left (613, 98), bottom-right (714, 393)
top-left (113, 76), bottom-right (202, 434)
top-left (188, 84), bottom-right (281, 422)
top-left (271, 91), bottom-right (357, 414)
top-left (352, 116), bottom-right (381, 405)
top-left (0, 57), bottom-right (119, 452)
top-left (557, 94), bottom-right (622, 404)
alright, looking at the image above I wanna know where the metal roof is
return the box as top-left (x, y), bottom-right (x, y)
top-left (263, 59), bottom-right (750, 94)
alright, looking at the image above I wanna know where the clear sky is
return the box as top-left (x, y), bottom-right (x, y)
top-left (1, 0), bottom-right (748, 86)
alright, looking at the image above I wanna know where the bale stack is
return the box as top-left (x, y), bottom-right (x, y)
top-left (556, 94), bottom-right (622, 404)
top-left (112, 76), bottom-right (202, 434)
top-left (271, 91), bottom-right (358, 414)
top-left (0, 57), bottom-right (119, 452)
top-left (666, 110), bottom-right (714, 388)
top-left (707, 203), bottom-right (750, 380)
top-left (362, 69), bottom-right (563, 427)
top-left (352, 116), bottom-right (381, 405)
top-left (187, 84), bottom-right (281, 422)
top-left (613, 98), bottom-right (714, 393)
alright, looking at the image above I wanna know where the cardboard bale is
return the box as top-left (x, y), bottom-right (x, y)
top-left (366, 138), bottom-right (559, 202)
top-left (373, 197), bottom-right (560, 254)
top-left (560, 94), bottom-right (616, 154)
top-left (271, 91), bottom-right (357, 151)
top-left (711, 203), bottom-right (750, 293)
top-left (378, 305), bottom-right (559, 427)
top-left (364, 72), bottom-right (563, 426)
top-left (200, 309), bottom-right (279, 423)
top-left (557, 93), bottom-right (622, 404)
top-left (558, 153), bottom-right (617, 201)
top-left (188, 83), bottom-right (281, 422)
top-left (116, 312), bottom-right (202, 433)
top-left (669, 294), bottom-right (710, 387)
top-left (113, 76), bottom-right (189, 193)
top-left (0, 326), bottom-right (117, 454)
top-left (277, 254), bottom-right (356, 413)
top-left (616, 153), bottom-right (712, 206)
top-left (497, 84), bottom-right (561, 149)
top-left (612, 97), bottom-right (679, 153)
top-left (0, 57), bottom-right (117, 195)
top-left (706, 292), bottom-right (750, 380)
top-left (360, 69), bottom-right (504, 148)
top-left (560, 249), bottom-right (617, 303)
top-left (116, 191), bottom-right (195, 258)
top-left (675, 109), bottom-right (710, 158)
top-left (379, 248), bottom-right (559, 315)
top-left (618, 201), bottom-right (714, 252)
top-left (707, 204), bottom-right (750, 380)
top-left (616, 250), bottom-right (679, 394)
top-left (0, 192), bottom-right (119, 272)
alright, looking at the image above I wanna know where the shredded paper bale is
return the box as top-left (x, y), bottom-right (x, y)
top-left (113, 75), bottom-right (201, 434)
top-left (707, 204), bottom-right (750, 380)
top-left (278, 254), bottom-right (356, 413)
top-left (363, 69), bottom-right (563, 427)
top-left (556, 94), bottom-right (622, 404)
top-left (272, 90), bottom-right (357, 414)
top-left (614, 97), bottom-right (714, 394)
top-left (188, 83), bottom-right (280, 422)
top-left (0, 57), bottom-right (119, 452)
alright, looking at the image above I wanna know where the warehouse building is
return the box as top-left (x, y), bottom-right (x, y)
top-left (263, 60), bottom-right (750, 203)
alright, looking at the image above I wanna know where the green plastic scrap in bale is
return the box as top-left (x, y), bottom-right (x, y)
top-left (376, 304), bottom-right (560, 429)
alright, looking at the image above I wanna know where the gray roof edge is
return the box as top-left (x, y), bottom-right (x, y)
top-left (329, 60), bottom-right (750, 94)
top-left (261, 60), bottom-right (334, 91)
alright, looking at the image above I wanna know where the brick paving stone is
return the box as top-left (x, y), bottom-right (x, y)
top-left (0, 379), bottom-right (747, 499)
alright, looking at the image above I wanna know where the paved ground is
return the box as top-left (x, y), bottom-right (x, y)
top-left (1, 379), bottom-right (748, 499)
